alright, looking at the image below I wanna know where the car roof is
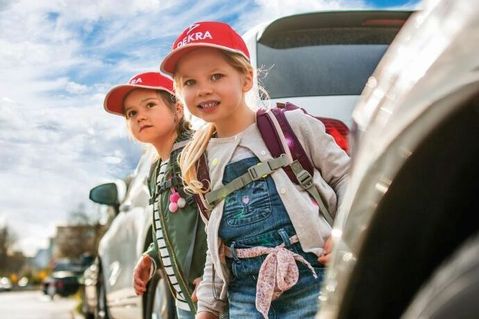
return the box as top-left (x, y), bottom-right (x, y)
top-left (253, 10), bottom-right (412, 41)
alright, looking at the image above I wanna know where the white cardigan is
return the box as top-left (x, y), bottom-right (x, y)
top-left (196, 109), bottom-right (350, 315)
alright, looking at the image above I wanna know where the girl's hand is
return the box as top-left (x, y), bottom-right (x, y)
top-left (133, 255), bottom-right (152, 295)
top-left (196, 311), bottom-right (218, 319)
top-left (318, 235), bottom-right (333, 265)
top-left (191, 277), bottom-right (202, 302)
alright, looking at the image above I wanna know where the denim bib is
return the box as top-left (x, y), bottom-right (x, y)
top-left (219, 157), bottom-right (324, 318)
top-left (219, 156), bottom-right (294, 248)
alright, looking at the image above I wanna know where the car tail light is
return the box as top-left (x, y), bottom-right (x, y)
top-left (319, 117), bottom-right (350, 153)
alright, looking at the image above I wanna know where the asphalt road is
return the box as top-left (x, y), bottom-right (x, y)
top-left (0, 289), bottom-right (79, 319)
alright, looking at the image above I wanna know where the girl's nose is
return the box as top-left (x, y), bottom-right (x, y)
top-left (136, 110), bottom-right (147, 122)
top-left (198, 81), bottom-right (213, 97)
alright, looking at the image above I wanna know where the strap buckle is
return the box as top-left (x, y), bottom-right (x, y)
top-left (204, 193), bottom-right (216, 209)
top-left (296, 169), bottom-right (314, 189)
top-left (247, 161), bottom-right (272, 181)
top-left (290, 161), bottom-right (313, 189)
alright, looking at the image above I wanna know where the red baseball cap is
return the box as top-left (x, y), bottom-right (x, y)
top-left (160, 21), bottom-right (250, 76)
top-left (104, 72), bottom-right (174, 116)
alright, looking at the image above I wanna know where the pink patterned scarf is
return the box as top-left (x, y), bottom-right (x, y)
top-left (225, 235), bottom-right (318, 318)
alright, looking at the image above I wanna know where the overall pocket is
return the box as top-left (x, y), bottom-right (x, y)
top-left (223, 179), bottom-right (272, 227)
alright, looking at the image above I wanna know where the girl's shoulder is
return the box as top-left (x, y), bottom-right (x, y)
top-left (260, 107), bottom-right (326, 138)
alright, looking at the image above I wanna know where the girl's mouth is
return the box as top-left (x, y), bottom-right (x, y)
top-left (139, 125), bottom-right (153, 132)
top-left (198, 101), bottom-right (220, 110)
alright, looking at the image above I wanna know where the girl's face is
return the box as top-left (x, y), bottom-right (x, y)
top-left (175, 47), bottom-right (252, 127)
top-left (124, 88), bottom-right (180, 146)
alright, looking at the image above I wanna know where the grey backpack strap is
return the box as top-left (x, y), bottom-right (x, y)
top-left (289, 161), bottom-right (334, 226)
top-left (258, 108), bottom-right (334, 226)
top-left (204, 154), bottom-right (289, 209)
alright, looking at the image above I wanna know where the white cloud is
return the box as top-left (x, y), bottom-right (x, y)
top-left (65, 81), bottom-right (89, 94)
top-left (236, 0), bottom-right (367, 31)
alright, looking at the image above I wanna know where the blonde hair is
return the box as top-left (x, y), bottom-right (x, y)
top-left (176, 50), bottom-right (253, 195)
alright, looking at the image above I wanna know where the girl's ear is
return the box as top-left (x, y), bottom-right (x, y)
top-left (175, 101), bottom-right (184, 122)
top-left (242, 69), bottom-right (254, 93)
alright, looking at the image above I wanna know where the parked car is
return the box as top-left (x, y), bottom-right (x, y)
top-left (243, 10), bottom-right (412, 126)
top-left (87, 9), bottom-right (411, 319)
top-left (42, 271), bottom-right (80, 298)
top-left (42, 258), bottom-right (92, 299)
top-left (0, 276), bottom-right (13, 291)
top-left (87, 148), bottom-right (175, 319)
top-left (317, 1), bottom-right (479, 318)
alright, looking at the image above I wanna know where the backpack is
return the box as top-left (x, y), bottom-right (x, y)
top-left (194, 102), bottom-right (349, 226)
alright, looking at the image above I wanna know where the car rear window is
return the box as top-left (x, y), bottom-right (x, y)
top-left (257, 27), bottom-right (399, 99)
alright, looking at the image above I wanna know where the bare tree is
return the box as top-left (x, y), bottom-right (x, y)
top-left (54, 203), bottom-right (106, 260)
top-left (55, 224), bottom-right (98, 259)
top-left (68, 203), bottom-right (91, 225)
top-left (0, 226), bottom-right (20, 272)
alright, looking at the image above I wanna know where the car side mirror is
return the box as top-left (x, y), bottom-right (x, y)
top-left (89, 180), bottom-right (127, 206)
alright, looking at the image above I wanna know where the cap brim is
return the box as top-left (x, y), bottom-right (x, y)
top-left (160, 43), bottom-right (249, 76)
top-left (104, 84), bottom-right (174, 116)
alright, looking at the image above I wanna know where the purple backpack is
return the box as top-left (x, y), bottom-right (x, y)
top-left (194, 102), bottom-right (349, 226)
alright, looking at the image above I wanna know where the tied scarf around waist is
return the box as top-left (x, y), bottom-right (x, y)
top-left (224, 235), bottom-right (318, 319)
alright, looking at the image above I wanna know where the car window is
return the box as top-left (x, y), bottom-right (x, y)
top-left (257, 27), bottom-right (398, 98)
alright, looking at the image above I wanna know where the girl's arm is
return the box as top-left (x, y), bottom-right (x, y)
top-left (196, 247), bottom-right (227, 317)
top-left (196, 311), bottom-right (219, 319)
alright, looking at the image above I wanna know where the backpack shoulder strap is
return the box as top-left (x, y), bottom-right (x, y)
top-left (148, 160), bottom-right (160, 204)
top-left (256, 105), bottom-right (314, 183)
top-left (193, 153), bottom-right (211, 221)
top-left (257, 103), bottom-right (334, 226)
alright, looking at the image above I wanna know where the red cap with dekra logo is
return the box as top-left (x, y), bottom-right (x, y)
top-left (103, 72), bottom-right (174, 116)
top-left (160, 21), bottom-right (250, 76)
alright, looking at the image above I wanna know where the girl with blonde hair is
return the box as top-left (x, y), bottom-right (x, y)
top-left (161, 21), bottom-right (350, 319)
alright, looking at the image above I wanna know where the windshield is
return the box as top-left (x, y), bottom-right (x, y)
top-left (257, 27), bottom-right (398, 99)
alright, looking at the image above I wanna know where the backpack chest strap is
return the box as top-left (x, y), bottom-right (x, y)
top-left (204, 154), bottom-right (289, 209)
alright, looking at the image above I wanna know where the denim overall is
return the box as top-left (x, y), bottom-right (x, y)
top-left (219, 157), bottom-right (324, 319)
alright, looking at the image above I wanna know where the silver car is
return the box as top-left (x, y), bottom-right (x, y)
top-left (88, 147), bottom-right (175, 319)
top-left (318, 0), bottom-right (479, 318)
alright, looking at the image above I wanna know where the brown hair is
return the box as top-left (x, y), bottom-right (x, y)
top-left (155, 90), bottom-right (192, 136)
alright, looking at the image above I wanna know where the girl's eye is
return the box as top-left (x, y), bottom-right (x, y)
top-left (146, 102), bottom-right (156, 109)
top-left (184, 79), bottom-right (195, 86)
top-left (125, 110), bottom-right (136, 118)
top-left (211, 73), bottom-right (223, 81)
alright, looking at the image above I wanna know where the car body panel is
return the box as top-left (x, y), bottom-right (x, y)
top-left (318, 0), bottom-right (479, 317)
top-left (82, 262), bottom-right (98, 315)
top-left (96, 147), bottom-right (156, 318)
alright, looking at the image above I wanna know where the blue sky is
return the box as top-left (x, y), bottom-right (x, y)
top-left (0, 0), bottom-right (420, 257)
